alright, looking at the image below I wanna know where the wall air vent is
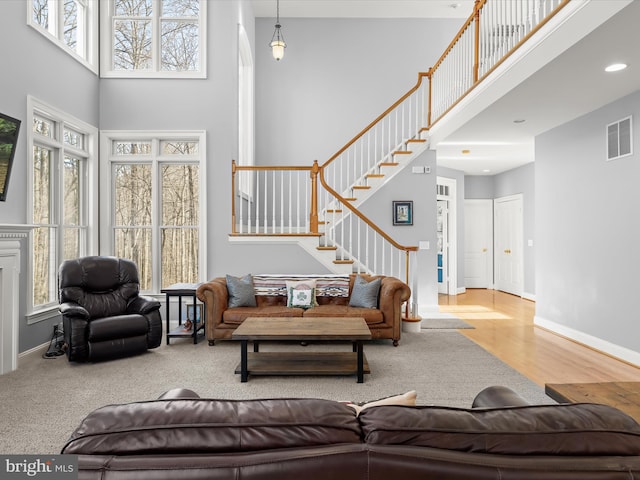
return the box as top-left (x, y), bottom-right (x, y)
top-left (606, 115), bottom-right (633, 161)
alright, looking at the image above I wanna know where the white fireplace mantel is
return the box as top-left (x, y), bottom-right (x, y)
top-left (0, 224), bottom-right (34, 375)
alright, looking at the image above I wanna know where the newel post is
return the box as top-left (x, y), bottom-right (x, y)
top-left (427, 68), bottom-right (433, 128)
top-left (309, 160), bottom-right (319, 234)
top-left (231, 160), bottom-right (237, 234)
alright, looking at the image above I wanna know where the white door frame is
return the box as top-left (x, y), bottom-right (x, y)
top-left (436, 176), bottom-right (457, 295)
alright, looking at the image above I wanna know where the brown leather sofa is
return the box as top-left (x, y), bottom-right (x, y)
top-left (196, 274), bottom-right (411, 346)
top-left (62, 386), bottom-right (640, 479)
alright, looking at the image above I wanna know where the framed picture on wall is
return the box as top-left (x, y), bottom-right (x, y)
top-left (393, 200), bottom-right (413, 226)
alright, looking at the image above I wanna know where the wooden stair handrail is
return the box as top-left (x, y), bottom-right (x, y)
top-left (321, 71), bottom-right (431, 169)
top-left (318, 166), bottom-right (418, 254)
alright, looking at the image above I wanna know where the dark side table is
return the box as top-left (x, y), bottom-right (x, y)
top-left (161, 283), bottom-right (205, 345)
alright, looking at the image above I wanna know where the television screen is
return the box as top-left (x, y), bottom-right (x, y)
top-left (0, 112), bottom-right (21, 201)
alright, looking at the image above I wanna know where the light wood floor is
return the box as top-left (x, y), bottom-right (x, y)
top-left (438, 289), bottom-right (640, 387)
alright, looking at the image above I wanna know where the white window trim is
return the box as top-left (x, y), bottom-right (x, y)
top-left (26, 96), bottom-right (99, 324)
top-left (99, 0), bottom-right (207, 79)
top-left (26, 0), bottom-right (99, 75)
top-left (99, 131), bottom-right (207, 293)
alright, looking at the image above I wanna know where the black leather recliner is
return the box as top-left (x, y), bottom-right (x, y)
top-left (58, 256), bottom-right (163, 362)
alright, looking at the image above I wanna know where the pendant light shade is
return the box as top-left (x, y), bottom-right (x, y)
top-left (270, 0), bottom-right (286, 61)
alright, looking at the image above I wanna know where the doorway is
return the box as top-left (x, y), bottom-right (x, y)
top-left (436, 177), bottom-right (457, 295)
top-left (494, 194), bottom-right (524, 296)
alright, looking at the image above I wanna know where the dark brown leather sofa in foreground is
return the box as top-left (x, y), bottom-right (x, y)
top-left (61, 385), bottom-right (640, 479)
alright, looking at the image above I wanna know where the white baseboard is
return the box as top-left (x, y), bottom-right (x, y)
top-left (534, 315), bottom-right (640, 367)
top-left (522, 291), bottom-right (536, 301)
top-left (18, 341), bottom-right (49, 366)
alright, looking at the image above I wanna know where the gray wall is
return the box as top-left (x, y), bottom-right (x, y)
top-left (0, 0), bottom-right (100, 351)
top-left (255, 17), bottom-right (462, 166)
top-left (465, 175), bottom-right (494, 199)
top-left (535, 89), bottom-right (640, 361)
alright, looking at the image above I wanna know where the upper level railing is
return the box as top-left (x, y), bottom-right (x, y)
top-left (230, 0), bottom-right (571, 316)
top-left (430, 0), bottom-right (568, 124)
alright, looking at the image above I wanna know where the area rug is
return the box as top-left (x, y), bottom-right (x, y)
top-left (0, 330), bottom-right (552, 454)
top-left (421, 316), bottom-right (475, 329)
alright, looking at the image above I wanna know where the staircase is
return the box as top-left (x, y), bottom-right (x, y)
top-left (230, 0), bottom-right (573, 314)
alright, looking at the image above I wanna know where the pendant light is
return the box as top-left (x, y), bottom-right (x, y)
top-left (270, 0), bottom-right (286, 61)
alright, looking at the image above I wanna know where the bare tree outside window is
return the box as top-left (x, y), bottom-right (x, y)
top-left (32, 0), bottom-right (48, 29)
top-left (112, 0), bottom-right (200, 72)
top-left (63, 0), bottom-right (79, 51)
top-left (32, 145), bottom-right (52, 307)
top-left (110, 136), bottom-right (201, 291)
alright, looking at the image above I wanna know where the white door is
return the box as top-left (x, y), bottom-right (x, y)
top-left (464, 199), bottom-right (493, 288)
top-left (494, 194), bottom-right (523, 296)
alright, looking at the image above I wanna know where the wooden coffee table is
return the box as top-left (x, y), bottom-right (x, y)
top-left (231, 317), bottom-right (372, 383)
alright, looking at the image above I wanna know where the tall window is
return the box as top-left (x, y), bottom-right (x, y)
top-left (101, 132), bottom-right (205, 291)
top-left (28, 97), bottom-right (98, 320)
top-left (100, 0), bottom-right (207, 78)
top-left (28, 0), bottom-right (98, 73)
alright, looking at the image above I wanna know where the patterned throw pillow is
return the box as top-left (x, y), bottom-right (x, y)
top-left (286, 279), bottom-right (317, 309)
top-left (226, 274), bottom-right (257, 308)
top-left (349, 275), bottom-right (381, 309)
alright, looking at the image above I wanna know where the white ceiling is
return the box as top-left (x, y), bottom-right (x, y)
top-left (251, 0), bottom-right (475, 19)
top-left (252, 0), bottom-right (640, 175)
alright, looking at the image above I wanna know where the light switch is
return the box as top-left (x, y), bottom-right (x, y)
top-left (419, 241), bottom-right (430, 250)
top-left (527, 239), bottom-right (534, 247)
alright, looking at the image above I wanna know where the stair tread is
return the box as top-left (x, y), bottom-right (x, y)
top-left (333, 259), bottom-right (355, 265)
top-left (366, 174), bottom-right (385, 178)
top-left (317, 246), bottom-right (338, 251)
top-left (343, 197), bottom-right (357, 201)
top-left (393, 150), bottom-right (413, 155)
top-left (326, 209), bottom-right (343, 213)
top-left (379, 162), bottom-right (399, 167)
top-left (407, 139), bottom-right (426, 143)
top-left (353, 185), bottom-right (371, 190)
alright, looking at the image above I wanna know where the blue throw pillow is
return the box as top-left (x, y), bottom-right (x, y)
top-left (349, 275), bottom-right (381, 309)
top-left (226, 274), bottom-right (257, 308)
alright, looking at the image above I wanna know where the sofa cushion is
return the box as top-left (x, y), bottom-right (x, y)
top-left (226, 274), bottom-right (257, 308)
top-left (359, 403), bottom-right (640, 456)
top-left (286, 279), bottom-right (318, 309)
top-left (62, 398), bottom-right (361, 455)
top-left (223, 306), bottom-right (304, 325)
top-left (303, 305), bottom-right (384, 324)
top-left (349, 275), bottom-right (381, 308)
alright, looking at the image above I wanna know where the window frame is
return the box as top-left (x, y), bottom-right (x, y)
top-left (26, 96), bottom-right (99, 324)
top-left (27, 0), bottom-right (99, 74)
top-left (99, 0), bottom-right (207, 79)
top-left (100, 131), bottom-right (207, 293)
